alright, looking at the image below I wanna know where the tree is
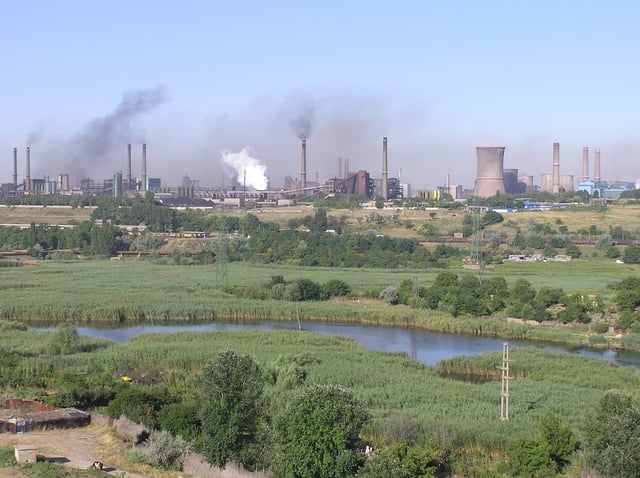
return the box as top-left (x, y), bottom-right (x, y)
top-left (507, 437), bottom-right (556, 478)
top-left (582, 391), bottom-right (640, 477)
top-left (623, 245), bottom-right (640, 264)
top-left (198, 350), bottom-right (264, 468)
top-left (272, 384), bottom-right (371, 478)
top-left (537, 410), bottom-right (577, 470)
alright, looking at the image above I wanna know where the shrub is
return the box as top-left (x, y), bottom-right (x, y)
top-left (380, 286), bottom-right (400, 305)
top-left (320, 279), bottom-right (351, 299)
top-left (131, 429), bottom-right (190, 470)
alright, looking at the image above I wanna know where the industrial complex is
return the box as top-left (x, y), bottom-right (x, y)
top-left (1, 137), bottom-right (635, 204)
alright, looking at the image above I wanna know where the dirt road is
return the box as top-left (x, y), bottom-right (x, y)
top-left (0, 425), bottom-right (181, 477)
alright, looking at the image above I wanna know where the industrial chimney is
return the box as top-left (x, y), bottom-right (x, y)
top-left (552, 142), bottom-right (560, 194)
top-left (382, 137), bottom-right (388, 200)
top-left (127, 144), bottom-right (132, 191)
top-left (582, 147), bottom-right (589, 181)
top-left (300, 138), bottom-right (307, 190)
top-left (337, 158), bottom-right (342, 179)
top-left (13, 147), bottom-right (18, 189)
top-left (25, 146), bottom-right (31, 193)
top-left (141, 143), bottom-right (147, 192)
top-left (344, 158), bottom-right (349, 180)
top-left (474, 147), bottom-right (506, 197)
top-left (595, 148), bottom-right (601, 182)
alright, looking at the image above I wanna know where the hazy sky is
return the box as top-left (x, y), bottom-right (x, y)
top-left (2, 0), bottom-right (640, 190)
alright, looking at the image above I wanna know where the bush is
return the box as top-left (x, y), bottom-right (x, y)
top-left (380, 286), bottom-right (400, 305)
top-left (320, 279), bottom-right (351, 300)
top-left (131, 429), bottom-right (190, 470)
top-left (157, 402), bottom-right (201, 442)
top-left (107, 386), bottom-right (172, 428)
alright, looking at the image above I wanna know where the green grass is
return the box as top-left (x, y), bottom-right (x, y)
top-left (7, 329), bottom-right (638, 451)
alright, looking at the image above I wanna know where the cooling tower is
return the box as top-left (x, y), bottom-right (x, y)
top-left (13, 147), bottom-right (18, 188)
top-left (552, 142), bottom-right (560, 194)
top-left (382, 137), bottom-right (388, 200)
top-left (518, 174), bottom-right (534, 193)
top-left (127, 144), bottom-right (132, 191)
top-left (474, 147), bottom-right (506, 197)
top-left (540, 173), bottom-right (554, 193)
top-left (141, 143), bottom-right (147, 192)
top-left (595, 148), bottom-right (601, 181)
top-left (25, 146), bottom-right (31, 193)
top-left (300, 139), bottom-right (307, 190)
top-left (560, 175), bottom-right (574, 192)
top-left (503, 168), bottom-right (519, 194)
top-left (582, 147), bottom-right (589, 181)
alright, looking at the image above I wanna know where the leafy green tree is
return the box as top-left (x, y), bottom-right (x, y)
top-left (564, 243), bottom-right (581, 258)
top-left (582, 391), bottom-right (640, 477)
top-left (107, 385), bottom-right (172, 429)
top-left (198, 350), bottom-right (264, 468)
top-left (510, 279), bottom-right (536, 304)
top-left (507, 437), bottom-right (556, 478)
top-left (320, 279), bottom-right (351, 300)
top-left (537, 410), bottom-right (577, 470)
top-left (157, 402), bottom-right (201, 442)
top-left (273, 384), bottom-right (371, 478)
top-left (623, 244), bottom-right (640, 264)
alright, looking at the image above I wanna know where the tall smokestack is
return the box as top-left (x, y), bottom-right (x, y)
top-left (127, 144), bottom-right (132, 191)
top-left (552, 142), bottom-right (560, 194)
top-left (582, 147), bottom-right (589, 181)
top-left (337, 158), bottom-right (342, 179)
top-left (25, 147), bottom-right (31, 193)
top-left (13, 148), bottom-right (18, 188)
top-left (382, 137), bottom-right (388, 200)
top-left (141, 143), bottom-right (147, 192)
top-left (300, 138), bottom-right (307, 190)
top-left (595, 148), bottom-right (601, 182)
top-left (344, 158), bottom-right (349, 179)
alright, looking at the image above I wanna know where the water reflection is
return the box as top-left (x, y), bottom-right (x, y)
top-left (62, 320), bottom-right (640, 369)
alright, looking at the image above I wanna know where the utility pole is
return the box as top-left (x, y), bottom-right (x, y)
top-left (498, 342), bottom-right (512, 421)
top-left (216, 225), bottom-right (228, 289)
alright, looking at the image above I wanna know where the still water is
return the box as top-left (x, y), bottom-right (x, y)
top-left (70, 320), bottom-right (640, 369)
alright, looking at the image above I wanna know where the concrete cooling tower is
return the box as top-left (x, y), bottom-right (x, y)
top-left (518, 174), bottom-right (534, 193)
top-left (560, 175), bottom-right (574, 192)
top-left (503, 168), bottom-right (519, 194)
top-left (540, 173), bottom-right (553, 193)
top-left (474, 147), bottom-right (506, 197)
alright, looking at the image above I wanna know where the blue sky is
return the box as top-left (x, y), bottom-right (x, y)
top-left (2, 0), bottom-right (639, 189)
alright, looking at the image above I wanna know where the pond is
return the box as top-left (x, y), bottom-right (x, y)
top-left (64, 320), bottom-right (640, 369)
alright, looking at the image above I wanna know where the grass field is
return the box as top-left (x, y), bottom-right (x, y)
top-left (0, 205), bottom-right (93, 225)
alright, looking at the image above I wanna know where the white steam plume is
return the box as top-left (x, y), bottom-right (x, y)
top-left (221, 148), bottom-right (268, 190)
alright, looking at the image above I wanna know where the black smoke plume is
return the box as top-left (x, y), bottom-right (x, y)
top-left (74, 85), bottom-right (169, 158)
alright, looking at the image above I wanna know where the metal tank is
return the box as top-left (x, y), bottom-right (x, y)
top-left (474, 147), bottom-right (506, 197)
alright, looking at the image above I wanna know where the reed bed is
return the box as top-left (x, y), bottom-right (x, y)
top-left (6, 328), bottom-right (636, 451)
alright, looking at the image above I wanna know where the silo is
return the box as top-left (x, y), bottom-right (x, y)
top-left (540, 173), bottom-right (554, 193)
top-left (474, 147), bottom-right (506, 197)
top-left (503, 168), bottom-right (519, 194)
top-left (518, 174), bottom-right (534, 193)
top-left (560, 175), bottom-right (574, 192)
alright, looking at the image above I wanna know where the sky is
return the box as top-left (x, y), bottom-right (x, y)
top-left (2, 0), bottom-right (640, 190)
